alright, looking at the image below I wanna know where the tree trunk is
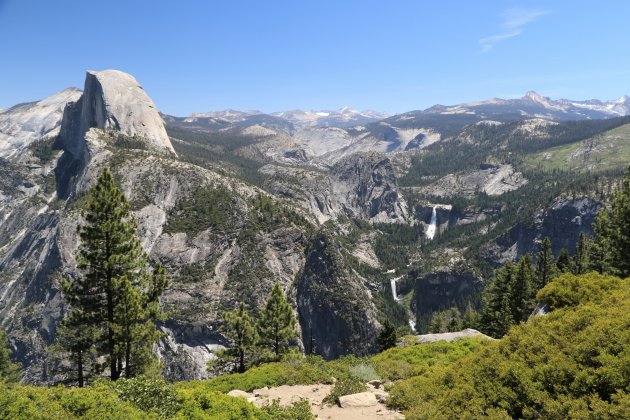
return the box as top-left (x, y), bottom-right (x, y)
top-left (125, 325), bottom-right (131, 378)
top-left (77, 350), bottom-right (84, 388)
top-left (239, 349), bottom-right (244, 373)
top-left (106, 235), bottom-right (119, 381)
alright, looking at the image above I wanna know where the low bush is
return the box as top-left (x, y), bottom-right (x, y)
top-left (536, 271), bottom-right (623, 310)
top-left (371, 336), bottom-right (490, 381)
top-left (111, 376), bottom-right (178, 418)
top-left (322, 377), bottom-right (367, 406)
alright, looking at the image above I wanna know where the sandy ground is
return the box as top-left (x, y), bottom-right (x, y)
top-left (252, 384), bottom-right (404, 419)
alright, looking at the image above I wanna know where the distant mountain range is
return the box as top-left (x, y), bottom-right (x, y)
top-left (176, 91), bottom-right (630, 129)
top-left (421, 91), bottom-right (630, 121)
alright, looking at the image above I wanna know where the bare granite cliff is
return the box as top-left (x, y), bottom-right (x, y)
top-left (59, 69), bottom-right (175, 160)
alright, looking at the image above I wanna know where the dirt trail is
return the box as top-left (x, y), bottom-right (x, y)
top-left (252, 383), bottom-right (404, 419)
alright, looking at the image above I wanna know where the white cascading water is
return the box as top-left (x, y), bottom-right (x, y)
top-left (425, 206), bottom-right (437, 240)
top-left (390, 276), bottom-right (402, 302)
top-left (408, 320), bottom-right (416, 332)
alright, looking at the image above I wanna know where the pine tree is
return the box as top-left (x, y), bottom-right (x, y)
top-left (572, 232), bottom-right (590, 275)
top-left (0, 330), bottom-right (20, 383)
top-left (61, 168), bottom-right (167, 381)
top-left (512, 254), bottom-right (534, 323)
top-left (54, 311), bottom-right (100, 387)
top-left (376, 320), bottom-right (397, 352)
top-left (609, 167), bottom-right (630, 276)
top-left (480, 262), bottom-right (515, 338)
top-left (213, 302), bottom-right (257, 373)
top-left (591, 167), bottom-right (630, 276)
top-left (556, 248), bottom-right (572, 274)
top-left (429, 311), bottom-right (446, 333)
top-left (590, 208), bottom-right (614, 274)
top-left (535, 237), bottom-right (555, 290)
top-left (446, 308), bottom-right (463, 332)
top-left (257, 283), bottom-right (297, 361)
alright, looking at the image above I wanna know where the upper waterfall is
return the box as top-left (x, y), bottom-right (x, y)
top-left (425, 206), bottom-right (437, 239)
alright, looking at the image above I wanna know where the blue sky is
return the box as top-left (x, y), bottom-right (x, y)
top-left (1, 0), bottom-right (629, 115)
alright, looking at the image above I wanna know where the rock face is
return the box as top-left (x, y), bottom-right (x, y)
top-left (330, 153), bottom-right (408, 222)
top-left (416, 164), bottom-right (527, 198)
top-left (413, 271), bottom-right (484, 333)
top-left (59, 69), bottom-right (175, 159)
top-left (482, 197), bottom-right (602, 264)
top-left (262, 153), bottom-right (408, 224)
top-left (0, 88), bottom-right (82, 158)
top-left (296, 233), bottom-right (380, 359)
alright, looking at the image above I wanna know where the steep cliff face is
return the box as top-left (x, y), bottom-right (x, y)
top-left (296, 233), bottom-right (380, 359)
top-left (413, 271), bottom-right (483, 333)
top-left (482, 197), bottom-right (602, 264)
top-left (261, 153), bottom-right (408, 224)
top-left (59, 70), bottom-right (175, 160)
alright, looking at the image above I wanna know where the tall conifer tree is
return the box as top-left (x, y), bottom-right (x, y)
top-left (535, 237), bottom-right (555, 290)
top-left (218, 302), bottom-right (257, 373)
top-left (512, 254), bottom-right (534, 323)
top-left (573, 232), bottom-right (591, 275)
top-left (480, 262), bottom-right (516, 338)
top-left (257, 283), bottom-right (297, 361)
top-left (61, 168), bottom-right (167, 382)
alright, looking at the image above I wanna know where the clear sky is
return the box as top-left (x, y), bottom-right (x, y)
top-left (1, 0), bottom-right (629, 116)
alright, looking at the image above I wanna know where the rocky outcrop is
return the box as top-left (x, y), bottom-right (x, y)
top-left (296, 233), bottom-right (380, 359)
top-left (415, 164), bottom-right (527, 198)
top-left (409, 328), bottom-right (494, 344)
top-left (338, 392), bottom-right (378, 408)
top-left (0, 88), bottom-right (82, 158)
top-left (58, 69), bottom-right (175, 160)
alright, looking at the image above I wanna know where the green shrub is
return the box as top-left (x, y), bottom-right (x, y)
top-left (322, 377), bottom-right (366, 406)
top-left (371, 337), bottom-right (490, 381)
top-left (112, 376), bottom-right (178, 418)
top-left (176, 387), bottom-right (262, 419)
top-left (259, 399), bottom-right (314, 420)
top-left (536, 272), bottom-right (623, 310)
top-left (0, 383), bottom-right (146, 419)
top-left (348, 363), bottom-right (380, 382)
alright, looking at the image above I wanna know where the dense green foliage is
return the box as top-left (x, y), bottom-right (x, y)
top-left (0, 378), bottom-right (314, 419)
top-left (167, 126), bottom-right (265, 186)
top-left (164, 187), bottom-right (235, 236)
top-left (59, 168), bottom-right (168, 385)
top-left (387, 273), bottom-right (630, 419)
top-left (371, 337), bottom-right (489, 381)
top-left (0, 330), bottom-right (20, 382)
top-left (28, 137), bottom-right (57, 162)
top-left (591, 167), bottom-right (630, 277)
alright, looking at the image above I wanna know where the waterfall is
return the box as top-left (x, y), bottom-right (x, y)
top-left (425, 206), bottom-right (437, 240)
top-left (408, 320), bottom-right (416, 332)
top-left (390, 277), bottom-right (399, 302)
